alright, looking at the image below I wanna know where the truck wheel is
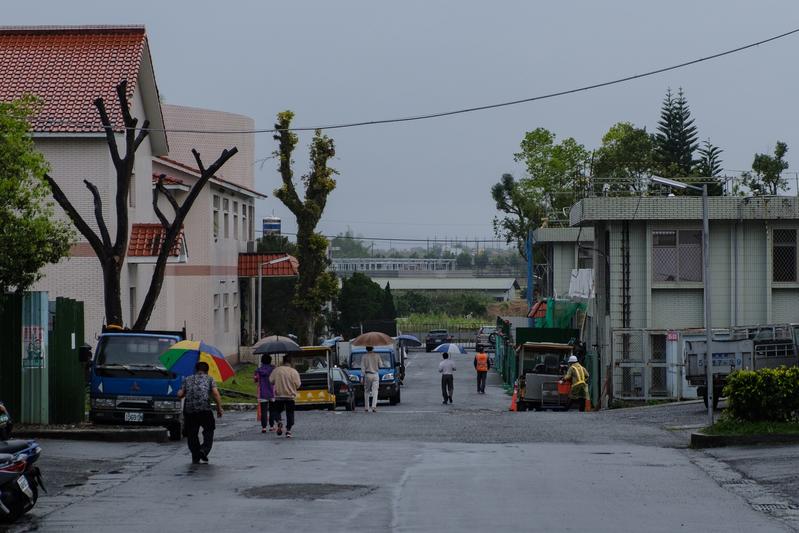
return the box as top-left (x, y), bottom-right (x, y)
top-left (345, 398), bottom-right (354, 411)
top-left (168, 423), bottom-right (182, 441)
top-left (390, 389), bottom-right (401, 405)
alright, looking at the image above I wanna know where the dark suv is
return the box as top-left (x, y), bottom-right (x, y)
top-left (425, 329), bottom-right (453, 352)
top-left (475, 326), bottom-right (497, 352)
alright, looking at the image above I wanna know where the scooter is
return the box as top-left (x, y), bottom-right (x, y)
top-left (0, 439), bottom-right (44, 523)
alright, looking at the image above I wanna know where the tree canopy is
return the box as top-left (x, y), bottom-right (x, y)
top-left (741, 141), bottom-right (790, 196)
top-left (0, 98), bottom-right (74, 292)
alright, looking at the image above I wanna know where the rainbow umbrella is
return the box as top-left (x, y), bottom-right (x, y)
top-left (159, 340), bottom-right (234, 382)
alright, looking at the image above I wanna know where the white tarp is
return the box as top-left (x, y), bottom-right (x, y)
top-left (568, 268), bottom-right (594, 299)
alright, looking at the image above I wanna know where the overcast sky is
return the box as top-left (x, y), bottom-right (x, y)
top-left (7, 1), bottom-right (799, 246)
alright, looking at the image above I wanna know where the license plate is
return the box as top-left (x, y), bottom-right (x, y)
top-left (124, 411), bottom-right (144, 422)
top-left (17, 475), bottom-right (32, 499)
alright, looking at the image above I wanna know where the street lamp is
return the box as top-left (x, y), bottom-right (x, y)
top-left (257, 255), bottom-right (293, 343)
top-left (651, 175), bottom-right (714, 426)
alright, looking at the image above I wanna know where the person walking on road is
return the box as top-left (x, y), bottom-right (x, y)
top-left (254, 354), bottom-right (276, 433)
top-left (269, 357), bottom-right (302, 438)
top-left (474, 350), bottom-right (490, 394)
top-left (439, 353), bottom-right (456, 404)
top-left (178, 361), bottom-right (223, 464)
top-left (562, 355), bottom-right (589, 412)
top-left (361, 346), bottom-right (381, 413)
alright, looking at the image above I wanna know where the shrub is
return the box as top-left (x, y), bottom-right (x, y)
top-left (723, 366), bottom-right (799, 422)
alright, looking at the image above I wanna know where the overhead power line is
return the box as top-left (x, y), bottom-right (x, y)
top-left (37, 26), bottom-right (799, 135)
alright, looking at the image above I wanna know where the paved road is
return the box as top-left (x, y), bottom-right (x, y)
top-left (6, 349), bottom-right (797, 532)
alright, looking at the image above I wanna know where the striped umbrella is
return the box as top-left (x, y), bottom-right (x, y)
top-left (159, 340), bottom-right (234, 382)
top-left (434, 343), bottom-right (467, 354)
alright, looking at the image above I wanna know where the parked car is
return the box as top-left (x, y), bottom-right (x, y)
top-left (475, 326), bottom-right (497, 352)
top-left (331, 367), bottom-right (355, 411)
top-left (425, 329), bottom-right (453, 352)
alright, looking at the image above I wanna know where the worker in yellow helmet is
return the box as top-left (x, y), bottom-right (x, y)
top-left (562, 355), bottom-right (589, 412)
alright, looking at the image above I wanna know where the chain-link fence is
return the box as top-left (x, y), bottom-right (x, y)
top-left (397, 323), bottom-right (483, 350)
top-left (612, 329), bottom-right (680, 400)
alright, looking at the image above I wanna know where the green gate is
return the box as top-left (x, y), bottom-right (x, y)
top-left (48, 297), bottom-right (86, 424)
top-left (0, 294), bottom-right (23, 421)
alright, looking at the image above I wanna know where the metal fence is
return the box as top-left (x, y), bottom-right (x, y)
top-left (611, 329), bottom-right (680, 400)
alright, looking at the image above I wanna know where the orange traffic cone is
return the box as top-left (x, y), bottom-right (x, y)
top-left (585, 398), bottom-right (592, 412)
top-left (509, 384), bottom-right (518, 412)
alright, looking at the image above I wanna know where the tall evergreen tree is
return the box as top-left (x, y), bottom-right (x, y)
top-left (693, 139), bottom-right (725, 195)
top-left (381, 282), bottom-right (397, 320)
top-left (654, 88), bottom-right (699, 178)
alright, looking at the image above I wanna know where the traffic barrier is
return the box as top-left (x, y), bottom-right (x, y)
top-left (509, 384), bottom-right (518, 412)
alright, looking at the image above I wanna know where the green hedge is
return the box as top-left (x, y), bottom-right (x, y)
top-left (723, 367), bottom-right (799, 422)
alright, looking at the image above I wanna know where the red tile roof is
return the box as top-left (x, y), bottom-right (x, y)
top-left (152, 173), bottom-right (184, 186)
top-left (0, 26), bottom-right (146, 133)
top-left (238, 253), bottom-right (299, 277)
top-left (128, 223), bottom-right (185, 257)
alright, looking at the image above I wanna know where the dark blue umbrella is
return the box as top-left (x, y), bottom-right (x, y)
top-left (395, 334), bottom-right (422, 347)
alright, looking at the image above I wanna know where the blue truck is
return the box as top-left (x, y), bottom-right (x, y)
top-left (84, 328), bottom-right (185, 440)
top-left (347, 346), bottom-right (401, 406)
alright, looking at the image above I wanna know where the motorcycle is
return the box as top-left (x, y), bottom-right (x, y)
top-left (0, 439), bottom-right (44, 523)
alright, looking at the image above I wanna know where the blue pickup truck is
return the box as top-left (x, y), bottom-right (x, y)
top-left (85, 328), bottom-right (185, 440)
top-left (347, 346), bottom-right (401, 406)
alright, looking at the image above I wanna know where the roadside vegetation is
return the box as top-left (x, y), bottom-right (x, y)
top-left (700, 367), bottom-right (799, 436)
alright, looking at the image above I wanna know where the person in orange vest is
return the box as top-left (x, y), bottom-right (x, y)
top-left (562, 355), bottom-right (589, 411)
top-left (473, 351), bottom-right (491, 394)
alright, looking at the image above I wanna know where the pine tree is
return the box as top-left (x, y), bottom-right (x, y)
top-left (654, 88), bottom-right (699, 178)
top-left (693, 139), bottom-right (725, 195)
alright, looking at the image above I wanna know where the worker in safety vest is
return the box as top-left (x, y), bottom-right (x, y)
top-left (473, 351), bottom-right (491, 394)
top-left (562, 355), bottom-right (589, 411)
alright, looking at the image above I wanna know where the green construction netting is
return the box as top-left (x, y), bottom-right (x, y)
top-left (534, 298), bottom-right (587, 329)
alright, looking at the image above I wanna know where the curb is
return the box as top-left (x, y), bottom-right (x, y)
top-left (13, 427), bottom-right (168, 443)
top-left (690, 431), bottom-right (799, 448)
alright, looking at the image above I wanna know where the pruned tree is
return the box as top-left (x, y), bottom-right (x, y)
top-left (491, 173), bottom-right (542, 260)
top-left (272, 111), bottom-right (338, 344)
top-left (45, 80), bottom-right (237, 329)
top-left (145, 146), bottom-right (237, 329)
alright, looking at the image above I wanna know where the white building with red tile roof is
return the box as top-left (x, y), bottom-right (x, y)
top-left (0, 25), bottom-right (275, 358)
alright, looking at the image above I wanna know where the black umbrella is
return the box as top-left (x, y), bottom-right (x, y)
top-left (253, 335), bottom-right (301, 354)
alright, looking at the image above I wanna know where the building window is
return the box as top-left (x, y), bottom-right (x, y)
top-left (223, 198), bottom-right (229, 212)
top-left (213, 293), bottom-right (219, 329)
top-left (212, 195), bottom-right (220, 238)
top-left (129, 170), bottom-right (136, 208)
top-left (224, 213), bottom-right (229, 239)
top-left (129, 286), bottom-right (137, 327)
top-left (577, 243), bottom-right (593, 269)
top-left (773, 229), bottom-right (797, 282)
top-left (223, 293), bottom-right (229, 307)
top-left (241, 205), bottom-right (247, 241)
top-left (652, 230), bottom-right (702, 282)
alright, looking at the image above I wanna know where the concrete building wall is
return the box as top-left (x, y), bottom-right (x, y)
top-left (551, 243), bottom-right (574, 298)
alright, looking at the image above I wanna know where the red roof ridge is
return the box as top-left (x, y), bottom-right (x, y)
top-left (0, 25), bottom-right (146, 35)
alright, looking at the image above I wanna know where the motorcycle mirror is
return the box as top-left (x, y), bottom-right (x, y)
top-left (78, 343), bottom-right (92, 363)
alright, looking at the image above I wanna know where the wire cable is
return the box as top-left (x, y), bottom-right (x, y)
top-left (35, 26), bottom-right (799, 135)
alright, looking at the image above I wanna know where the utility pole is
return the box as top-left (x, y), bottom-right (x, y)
top-left (527, 229), bottom-right (534, 327)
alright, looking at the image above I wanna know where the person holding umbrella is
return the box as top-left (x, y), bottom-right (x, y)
top-left (178, 362), bottom-right (223, 464)
top-left (361, 346), bottom-right (382, 413)
top-left (439, 352), bottom-right (456, 404)
top-left (254, 354), bottom-right (276, 433)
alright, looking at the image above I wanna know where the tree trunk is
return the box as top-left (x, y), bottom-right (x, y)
top-left (102, 258), bottom-right (123, 327)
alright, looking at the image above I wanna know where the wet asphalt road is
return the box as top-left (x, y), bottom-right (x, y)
top-left (6, 349), bottom-right (799, 532)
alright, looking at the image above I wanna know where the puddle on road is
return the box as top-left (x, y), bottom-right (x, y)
top-left (240, 483), bottom-right (377, 500)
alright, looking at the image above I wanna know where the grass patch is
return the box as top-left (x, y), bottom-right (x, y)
top-left (702, 418), bottom-right (799, 436)
top-left (220, 364), bottom-right (258, 402)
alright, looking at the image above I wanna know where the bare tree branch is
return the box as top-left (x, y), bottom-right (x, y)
top-left (192, 149), bottom-right (207, 175)
top-left (156, 179), bottom-right (180, 214)
top-left (134, 119), bottom-right (150, 151)
top-left (44, 174), bottom-right (106, 258)
top-left (152, 177), bottom-right (171, 229)
top-left (83, 179), bottom-right (112, 248)
top-left (94, 98), bottom-right (121, 167)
